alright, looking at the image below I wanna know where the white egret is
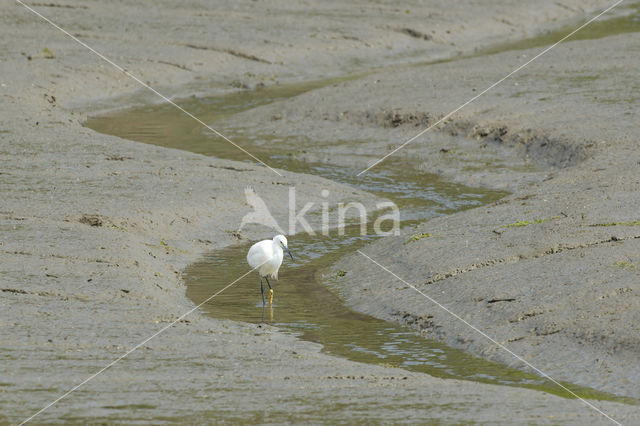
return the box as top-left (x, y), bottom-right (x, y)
top-left (247, 234), bottom-right (293, 306)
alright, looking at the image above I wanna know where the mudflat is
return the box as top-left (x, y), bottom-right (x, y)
top-left (2, 1), bottom-right (638, 424)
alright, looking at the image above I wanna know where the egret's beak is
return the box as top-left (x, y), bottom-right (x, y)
top-left (284, 245), bottom-right (293, 260)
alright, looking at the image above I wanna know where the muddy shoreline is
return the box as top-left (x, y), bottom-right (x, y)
top-left (318, 18), bottom-right (640, 401)
top-left (2, 0), bottom-right (638, 424)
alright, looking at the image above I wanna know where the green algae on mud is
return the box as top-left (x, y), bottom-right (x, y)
top-left (394, 2), bottom-right (640, 79)
top-left (476, 2), bottom-right (640, 57)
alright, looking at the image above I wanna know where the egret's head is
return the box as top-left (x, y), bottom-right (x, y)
top-left (273, 234), bottom-right (293, 260)
top-left (273, 234), bottom-right (288, 248)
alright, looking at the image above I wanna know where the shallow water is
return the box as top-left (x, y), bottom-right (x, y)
top-left (185, 228), bottom-right (632, 402)
top-left (85, 79), bottom-right (635, 404)
top-left (85, 78), bottom-right (502, 226)
top-left (84, 13), bottom-right (640, 401)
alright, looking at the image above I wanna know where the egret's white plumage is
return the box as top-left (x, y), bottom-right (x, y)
top-left (247, 235), bottom-right (293, 305)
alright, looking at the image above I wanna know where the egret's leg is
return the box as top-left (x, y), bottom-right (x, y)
top-left (260, 276), bottom-right (265, 306)
top-left (265, 277), bottom-right (274, 305)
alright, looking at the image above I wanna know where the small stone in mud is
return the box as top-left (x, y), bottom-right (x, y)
top-left (79, 215), bottom-right (103, 227)
top-left (105, 155), bottom-right (132, 161)
top-left (230, 80), bottom-right (249, 89)
top-left (399, 28), bottom-right (432, 41)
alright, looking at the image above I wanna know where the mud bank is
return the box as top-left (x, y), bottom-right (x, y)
top-left (309, 24), bottom-right (640, 400)
top-left (208, 1), bottom-right (640, 399)
top-left (2, 0), bottom-right (637, 424)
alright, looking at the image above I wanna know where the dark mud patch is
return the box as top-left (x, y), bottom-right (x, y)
top-left (179, 43), bottom-right (272, 64)
top-left (397, 28), bottom-right (433, 41)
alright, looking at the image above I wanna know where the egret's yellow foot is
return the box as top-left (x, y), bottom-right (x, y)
top-left (268, 289), bottom-right (274, 305)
